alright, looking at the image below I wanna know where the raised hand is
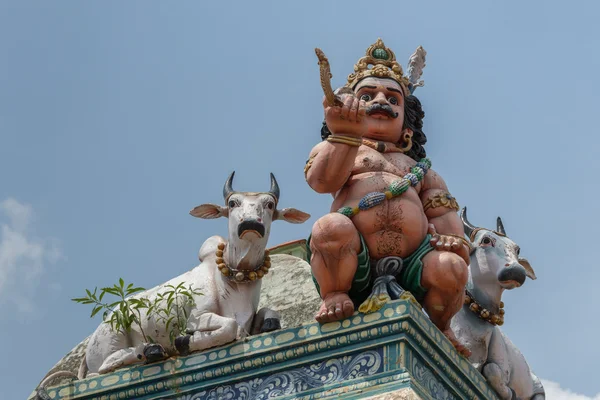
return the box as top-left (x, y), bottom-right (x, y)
top-left (323, 91), bottom-right (367, 138)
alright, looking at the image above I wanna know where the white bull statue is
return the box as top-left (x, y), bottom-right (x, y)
top-left (84, 172), bottom-right (311, 374)
top-left (450, 207), bottom-right (544, 400)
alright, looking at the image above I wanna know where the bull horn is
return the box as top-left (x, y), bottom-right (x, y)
top-left (269, 173), bottom-right (280, 202)
top-left (223, 171), bottom-right (235, 201)
top-left (497, 217), bottom-right (506, 236)
top-left (460, 207), bottom-right (477, 238)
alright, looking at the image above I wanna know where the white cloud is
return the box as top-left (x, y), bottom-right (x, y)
top-left (542, 380), bottom-right (600, 400)
top-left (0, 198), bottom-right (62, 313)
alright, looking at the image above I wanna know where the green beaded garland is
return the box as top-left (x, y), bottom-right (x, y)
top-left (372, 48), bottom-right (389, 60)
top-left (389, 179), bottom-right (410, 196)
top-left (338, 207), bottom-right (355, 217)
top-left (411, 167), bottom-right (424, 180)
top-left (335, 157), bottom-right (432, 218)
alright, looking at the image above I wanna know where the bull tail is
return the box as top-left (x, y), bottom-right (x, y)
top-left (78, 353), bottom-right (88, 379)
top-left (34, 371), bottom-right (78, 400)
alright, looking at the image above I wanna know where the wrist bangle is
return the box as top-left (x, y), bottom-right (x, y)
top-left (327, 134), bottom-right (362, 147)
top-left (443, 234), bottom-right (472, 251)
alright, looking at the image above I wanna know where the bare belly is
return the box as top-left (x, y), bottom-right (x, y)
top-left (333, 172), bottom-right (429, 259)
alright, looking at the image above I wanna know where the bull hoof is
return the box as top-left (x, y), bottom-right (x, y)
top-left (143, 344), bottom-right (168, 364)
top-left (175, 335), bottom-right (192, 356)
top-left (261, 318), bottom-right (281, 333)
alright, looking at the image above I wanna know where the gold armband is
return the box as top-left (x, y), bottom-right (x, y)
top-left (304, 153), bottom-right (317, 176)
top-left (326, 134), bottom-right (362, 147)
top-left (423, 192), bottom-right (459, 212)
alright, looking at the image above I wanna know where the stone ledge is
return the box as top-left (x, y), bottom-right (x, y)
top-left (36, 298), bottom-right (498, 400)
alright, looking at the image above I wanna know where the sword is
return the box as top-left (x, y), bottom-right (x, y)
top-left (315, 48), bottom-right (345, 107)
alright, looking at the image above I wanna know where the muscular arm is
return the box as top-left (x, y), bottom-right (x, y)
top-left (420, 169), bottom-right (470, 263)
top-left (305, 140), bottom-right (359, 194)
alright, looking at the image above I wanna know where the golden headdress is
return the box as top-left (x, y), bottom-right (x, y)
top-left (346, 38), bottom-right (426, 97)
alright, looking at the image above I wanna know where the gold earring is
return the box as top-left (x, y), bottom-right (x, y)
top-left (397, 130), bottom-right (413, 153)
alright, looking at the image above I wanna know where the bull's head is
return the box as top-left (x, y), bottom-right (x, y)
top-left (461, 207), bottom-right (536, 290)
top-left (189, 172), bottom-right (310, 246)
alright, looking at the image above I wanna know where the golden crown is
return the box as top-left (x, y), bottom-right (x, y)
top-left (346, 38), bottom-right (425, 97)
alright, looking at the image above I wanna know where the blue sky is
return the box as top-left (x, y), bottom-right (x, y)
top-left (1, 1), bottom-right (599, 398)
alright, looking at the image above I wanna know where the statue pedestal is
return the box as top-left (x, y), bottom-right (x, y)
top-left (39, 298), bottom-right (498, 400)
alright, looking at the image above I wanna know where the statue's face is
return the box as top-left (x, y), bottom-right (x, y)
top-left (354, 77), bottom-right (405, 142)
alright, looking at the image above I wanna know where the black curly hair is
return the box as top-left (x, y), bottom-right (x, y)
top-left (320, 94), bottom-right (427, 162)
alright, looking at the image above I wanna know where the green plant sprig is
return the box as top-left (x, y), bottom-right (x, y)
top-left (147, 282), bottom-right (203, 345)
top-left (72, 278), bottom-right (149, 342)
top-left (73, 279), bottom-right (203, 346)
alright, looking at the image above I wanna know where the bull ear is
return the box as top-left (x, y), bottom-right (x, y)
top-left (519, 257), bottom-right (537, 280)
top-left (190, 204), bottom-right (228, 219)
top-left (275, 208), bottom-right (311, 224)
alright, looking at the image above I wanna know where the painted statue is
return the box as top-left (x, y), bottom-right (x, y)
top-left (85, 173), bottom-right (310, 374)
top-left (451, 208), bottom-right (545, 399)
top-left (305, 39), bottom-right (472, 354)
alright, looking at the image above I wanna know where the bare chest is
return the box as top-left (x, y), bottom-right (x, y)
top-left (352, 148), bottom-right (415, 177)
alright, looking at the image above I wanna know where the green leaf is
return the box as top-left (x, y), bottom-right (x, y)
top-left (108, 301), bottom-right (121, 309)
top-left (126, 287), bottom-right (146, 296)
top-left (91, 305), bottom-right (103, 318)
top-left (119, 278), bottom-right (125, 288)
top-left (165, 316), bottom-right (175, 333)
top-left (102, 287), bottom-right (119, 296)
top-left (85, 289), bottom-right (92, 298)
top-left (98, 290), bottom-right (105, 302)
top-left (109, 313), bottom-right (118, 331)
top-left (71, 297), bottom-right (88, 302)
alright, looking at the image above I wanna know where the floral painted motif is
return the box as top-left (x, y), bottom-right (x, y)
top-left (175, 351), bottom-right (382, 400)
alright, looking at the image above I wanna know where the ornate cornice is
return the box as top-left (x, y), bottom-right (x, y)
top-left (34, 298), bottom-right (498, 400)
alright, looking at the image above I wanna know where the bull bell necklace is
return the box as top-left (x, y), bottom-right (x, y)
top-left (215, 242), bottom-right (271, 283)
top-left (464, 290), bottom-right (505, 326)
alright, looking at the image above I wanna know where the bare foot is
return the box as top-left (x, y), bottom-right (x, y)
top-left (315, 292), bottom-right (355, 323)
top-left (443, 328), bottom-right (471, 358)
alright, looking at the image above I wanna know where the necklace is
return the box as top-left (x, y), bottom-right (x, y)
top-left (215, 243), bottom-right (271, 282)
top-left (362, 138), bottom-right (404, 153)
top-left (464, 290), bottom-right (505, 326)
top-left (361, 129), bottom-right (413, 154)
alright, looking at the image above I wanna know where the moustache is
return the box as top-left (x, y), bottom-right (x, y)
top-left (366, 103), bottom-right (398, 119)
